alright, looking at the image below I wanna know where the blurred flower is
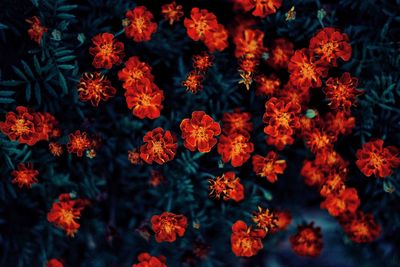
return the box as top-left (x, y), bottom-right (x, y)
top-left (222, 110), bottom-right (253, 135)
top-left (49, 142), bottom-right (63, 157)
top-left (46, 259), bottom-right (64, 267)
top-left (290, 223), bottom-right (323, 257)
top-left (267, 38), bottom-right (294, 69)
top-left (234, 29), bottom-right (266, 58)
top-left (254, 74), bottom-right (281, 96)
top-left (26, 16), bottom-right (47, 44)
top-left (321, 187), bottom-right (360, 217)
top-left (339, 211), bottom-right (381, 243)
top-left (161, 1), bottom-right (184, 25)
top-left (128, 149), bottom-right (142, 165)
top-left (132, 253), bottom-right (166, 267)
top-left (192, 52), bottom-right (214, 72)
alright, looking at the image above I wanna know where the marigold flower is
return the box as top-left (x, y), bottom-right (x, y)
top-left (218, 131), bottom-right (254, 167)
top-left (151, 212), bottom-right (188, 242)
top-left (132, 252), bottom-right (167, 267)
top-left (272, 210), bottom-right (292, 232)
top-left (231, 220), bottom-right (266, 257)
top-left (254, 74), bottom-right (281, 96)
top-left (37, 112), bottom-right (61, 140)
top-left (288, 49), bottom-right (328, 89)
top-left (301, 161), bottom-right (325, 187)
top-left (304, 128), bottom-right (336, 154)
top-left (252, 207), bottom-right (278, 233)
top-left (320, 171), bottom-right (347, 197)
top-left (309, 27), bottom-right (352, 66)
top-left (161, 1), bottom-right (184, 25)
top-left (180, 111), bottom-right (221, 153)
top-left (339, 211), bottom-right (381, 243)
top-left (267, 38), bottom-right (294, 69)
top-left (128, 149), bottom-right (143, 165)
top-left (234, 29), bottom-right (266, 58)
top-left (11, 163), bottom-right (39, 188)
top-left (67, 130), bottom-right (92, 157)
top-left (125, 81), bottom-right (164, 119)
top-left (238, 54), bottom-right (259, 74)
top-left (324, 72), bottom-right (362, 111)
top-left (47, 193), bottom-right (89, 237)
top-left (204, 24), bottom-right (229, 52)
top-left (321, 187), bottom-right (360, 217)
top-left (49, 142), bottom-right (63, 157)
top-left (46, 259), bottom-right (64, 267)
top-left (140, 127), bottom-right (178, 165)
top-left (182, 70), bottom-right (204, 93)
top-left (252, 151), bottom-right (286, 183)
top-left (222, 110), bottom-right (253, 135)
top-left (208, 172), bottom-right (245, 202)
top-left (26, 16), bottom-right (47, 44)
top-left (192, 52), bottom-right (214, 72)
top-left (324, 111), bottom-right (356, 137)
top-left (251, 0), bottom-right (283, 18)
top-left (290, 223), bottom-right (323, 257)
top-left (77, 72), bottom-right (116, 107)
top-left (150, 170), bottom-right (165, 187)
top-left (89, 33), bottom-right (125, 69)
top-left (184, 8), bottom-right (219, 42)
top-left (355, 139), bottom-right (400, 178)
top-left (125, 6), bottom-right (158, 42)
top-left (118, 56), bottom-right (154, 90)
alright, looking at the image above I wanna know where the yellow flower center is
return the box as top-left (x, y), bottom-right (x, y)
top-left (151, 141), bottom-right (165, 155)
top-left (11, 119), bottom-right (30, 135)
top-left (139, 93), bottom-right (152, 106)
top-left (60, 208), bottom-right (76, 225)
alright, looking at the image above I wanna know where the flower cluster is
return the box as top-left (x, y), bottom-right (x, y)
top-left (208, 172), bottom-right (244, 202)
top-left (182, 52), bottom-right (214, 93)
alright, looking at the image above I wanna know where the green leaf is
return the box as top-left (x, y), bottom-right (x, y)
top-left (0, 98), bottom-right (14, 104)
top-left (12, 66), bottom-right (28, 81)
top-left (21, 60), bottom-right (35, 79)
top-left (26, 83), bottom-right (32, 101)
top-left (58, 72), bottom-right (68, 94)
top-left (56, 55), bottom-right (76, 63)
top-left (34, 82), bottom-right (41, 105)
top-left (0, 80), bottom-right (24, 86)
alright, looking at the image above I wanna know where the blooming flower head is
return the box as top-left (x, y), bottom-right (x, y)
top-left (319, 170), bottom-right (347, 197)
top-left (356, 139), bottom-right (400, 178)
top-left (290, 223), bottom-right (323, 257)
top-left (252, 151), bottom-right (286, 183)
top-left (304, 128), bottom-right (336, 154)
top-left (272, 210), bottom-right (292, 232)
top-left (125, 6), bottom-right (158, 42)
top-left (231, 220), bottom-right (266, 257)
top-left (208, 172), bottom-right (245, 202)
top-left (89, 33), bottom-right (125, 69)
top-left (151, 212), bottom-right (188, 242)
top-left (222, 110), bottom-right (253, 135)
top-left (301, 161), bottom-right (325, 187)
top-left (267, 38), bottom-right (294, 69)
top-left (234, 29), bottom-right (266, 58)
top-left (309, 27), bottom-right (352, 66)
top-left (321, 187), bottom-right (360, 217)
top-left (182, 70), bottom-right (204, 93)
top-left (132, 253), bottom-right (167, 267)
top-left (184, 8), bottom-right (219, 42)
top-left (26, 16), bottom-right (47, 44)
top-left (180, 111), bottom-right (221, 153)
top-left (288, 49), bottom-right (328, 90)
top-left (128, 149), bottom-right (143, 165)
top-left (339, 211), bottom-right (381, 243)
top-left (118, 56), bottom-right (154, 90)
top-left (254, 74), bottom-right (281, 96)
top-left (192, 52), bottom-right (214, 72)
top-left (217, 131), bottom-right (254, 167)
top-left (125, 81), bottom-right (164, 119)
top-left (37, 112), bottom-right (61, 140)
top-left (11, 163), bottom-right (39, 188)
top-left (46, 259), bottom-right (64, 267)
top-left (234, 0), bottom-right (283, 18)
top-left (161, 1), bottom-right (184, 25)
top-left (252, 207), bottom-right (278, 233)
top-left (324, 72), bottom-right (362, 111)
top-left (47, 193), bottom-right (89, 237)
top-left (77, 72), bottom-right (116, 106)
top-left (204, 24), bottom-right (229, 52)
top-left (67, 130), bottom-right (92, 157)
top-left (324, 111), bottom-right (356, 137)
top-left (49, 142), bottom-right (63, 157)
top-left (149, 170), bottom-right (165, 187)
top-left (139, 127), bottom-right (177, 165)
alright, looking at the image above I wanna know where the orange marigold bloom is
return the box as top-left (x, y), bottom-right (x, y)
top-left (238, 54), bottom-right (259, 74)
top-left (140, 127), bottom-right (177, 164)
top-left (77, 72), bottom-right (116, 107)
top-left (252, 151), bottom-right (286, 183)
top-left (151, 212), bottom-right (188, 242)
top-left (222, 110), bottom-right (253, 135)
top-left (339, 211), bottom-right (381, 243)
top-left (46, 259), bottom-right (64, 267)
top-left (125, 82), bottom-right (164, 119)
top-left (11, 163), bottom-right (39, 188)
top-left (250, 0), bottom-right (283, 18)
top-left (234, 29), bottom-right (266, 58)
top-left (128, 149), bottom-right (143, 165)
top-left (132, 253), bottom-right (166, 267)
top-left (89, 33), bottom-right (125, 69)
top-left (192, 52), bottom-right (214, 72)
top-left (266, 131), bottom-right (295, 151)
top-left (208, 172), bottom-right (245, 202)
top-left (47, 193), bottom-right (89, 237)
top-left (182, 70), bottom-right (204, 93)
top-left (125, 6), bottom-right (158, 42)
top-left (204, 24), bottom-right (229, 52)
top-left (356, 139), bottom-right (400, 178)
top-left (37, 112), bottom-right (61, 140)
top-left (26, 16), bottom-right (47, 44)
top-left (290, 223), bottom-right (323, 257)
top-left (180, 111), bottom-right (221, 153)
top-left (231, 220), bottom-right (266, 257)
top-left (272, 210), bottom-right (292, 232)
top-left (252, 207), bottom-right (278, 233)
top-left (304, 128), bottom-right (336, 154)
top-left (118, 56), bottom-right (154, 89)
top-left (321, 187), bottom-right (360, 217)
top-left (324, 72), bottom-right (362, 111)
top-left (267, 38), bottom-right (294, 69)
top-left (288, 49), bottom-right (328, 90)
top-left (324, 111), bottom-right (356, 137)
top-left (67, 130), bottom-right (91, 157)
top-left (49, 142), bottom-right (63, 157)
top-left (301, 161), bottom-right (325, 187)
top-left (320, 170), bottom-right (347, 197)
top-left (254, 74), bottom-right (281, 96)
top-left (309, 27), bottom-right (352, 66)
top-left (184, 8), bottom-right (219, 42)
top-left (161, 1), bottom-right (184, 25)
top-left (217, 131), bottom-right (254, 167)
top-left (150, 170), bottom-right (165, 187)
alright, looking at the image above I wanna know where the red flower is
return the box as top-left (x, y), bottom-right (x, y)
top-left (161, 1), bottom-right (184, 25)
top-left (254, 74), bottom-right (281, 96)
top-left (46, 259), bottom-right (64, 267)
top-left (140, 127), bottom-right (177, 165)
top-left (222, 110), bottom-right (253, 135)
top-left (288, 49), bottom-right (328, 89)
top-left (320, 171), bottom-right (347, 197)
top-left (192, 52), bottom-right (214, 72)
top-left (324, 111), bottom-right (356, 137)
top-left (304, 128), bottom-right (336, 154)
top-left (324, 72), bottom-right (362, 111)
top-left (128, 149), bottom-right (143, 165)
top-left (321, 187), bottom-right (360, 217)
top-left (125, 6), bottom-right (158, 42)
top-left (252, 207), bottom-right (278, 233)
top-left (67, 130), bottom-right (92, 157)
top-left (218, 131), bottom-right (254, 167)
top-left (26, 16), bottom-right (47, 44)
top-left (182, 70), bottom-right (204, 93)
top-left (184, 8), bottom-right (219, 42)
top-left (309, 27), bottom-right (352, 66)
top-left (339, 211), bottom-right (381, 243)
top-left (37, 112), bottom-right (61, 140)
top-left (231, 220), bottom-right (266, 257)
top-left (118, 56), bottom-right (154, 90)
top-left (273, 210), bottom-right (292, 232)
top-left (149, 170), bottom-right (165, 187)
top-left (151, 212), bottom-right (188, 242)
top-left (301, 161), bottom-right (325, 187)
top-left (11, 163), bottom-right (39, 188)
top-left (180, 111), bottom-right (221, 153)
top-left (267, 38), bottom-right (294, 69)
top-left (250, 0), bottom-right (283, 18)
top-left (89, 33), bottom-right (125, 69)
top-left (204, 24), bottom-right (229, 52)
top-left (252, 151), bottom-right (286, 183)
top-left (234, 29), bottom-right (266, 58)
top-left (125, 81), bottom-right (164, 119)
top-left (77, 72), bottom-right (116, 106)
top-left (290, 223), bottom-right (323, 257)
top-left (132, 253), bottom-right (167, 267)
top-left (356, 139), bottom-right (400, 178)
top-left (47, 193), bottom-right (89, 237)
top-left (208, 172), bottom-right (245, 202)
top-left (49, 142), bottom-right (63, 157)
